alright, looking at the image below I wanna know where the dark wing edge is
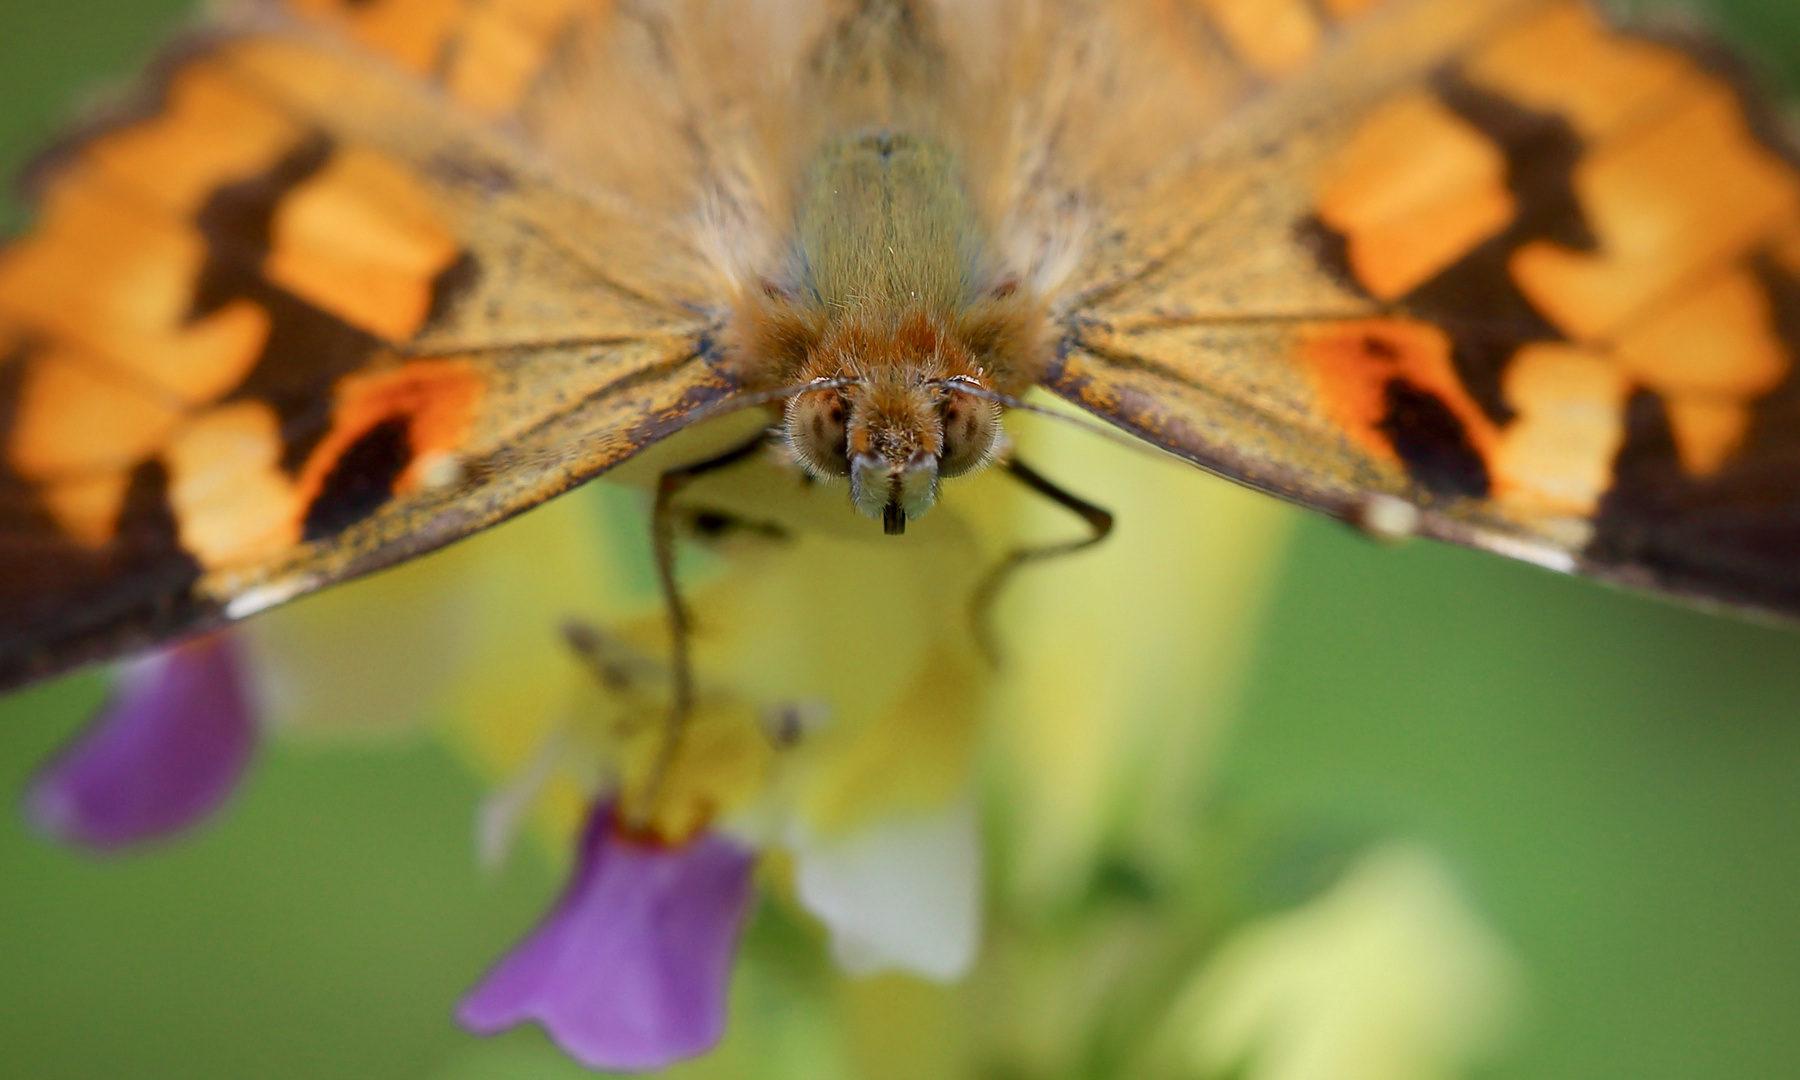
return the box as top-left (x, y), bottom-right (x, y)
top-left (0, 5), bottom-right (736, 692)
top-left (1043, 0), bottom-right (1800, 623)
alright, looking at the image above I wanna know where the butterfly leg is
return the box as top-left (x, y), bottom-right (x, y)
top-left (561, 619), bottom-right (664, 703)
top-left (970, 458), bottom-right (1114, 666)
top-left (633, 433), bottom-right (772, 829)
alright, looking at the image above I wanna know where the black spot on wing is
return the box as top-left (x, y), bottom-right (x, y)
top-left (227, 287), bottom-right (385, 474)
top-left (1433, 69), bottom-right (1594, 252)
top-left (113, 459), bottom-right (192, 569)
top-left (189, 134), bottom-right (333, 291)
top-left (1295, 215), bottom-right (1355, 290)
top-left (188, 133), bottom-right (385, 473)
top-left (1396, 70), bottom-right (1594, 425)
top-left (0, 460), bottom-right (205, 691)
top-left (1590, 388), bottom-right (1800, 617)
top-left (0, 351), bottom-right (205, 685)
top-left (423, 250), bottom-right (481, 331)
top-left (1378, 379), bottom-right (1490, 498)
top-left (1298, 73), bottom-right (1595, 426)
top-left (302, 416), bottom-right (412, 541)
top-left (0, 337), bottom-right (29, 455)
top-left (1588, 258), bottom-right (1800, 618)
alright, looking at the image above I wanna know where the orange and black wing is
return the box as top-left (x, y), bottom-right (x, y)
top-left (1047, 0), bottom-right (1800, 618)
top-left (0, 1), bottom-right (737, 689)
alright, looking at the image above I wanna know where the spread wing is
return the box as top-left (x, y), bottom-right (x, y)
top-left (0, 0), bottom-right (742, 689)
top-left (1041, 0), bottom-right (1800, 619)
top-left (10, 0), bottom-right (1797, 692)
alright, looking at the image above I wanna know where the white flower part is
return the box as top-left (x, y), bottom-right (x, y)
top-left (1169, 843), bottom-right (1522, 1080)
top-left (789, 793), bottom-right (983, 982)
top-left (474, 728), bottom-right (568, 873)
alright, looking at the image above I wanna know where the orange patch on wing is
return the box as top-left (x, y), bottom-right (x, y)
top-left (1510, 85), bottom-right (1800, 342)
top-left (445, 0), bottom-right (597, 115)
top-left (289, 0), bottom-right (467, 74)
top-left (1464, 3), bottom-right (1696, 139)
top-left (1317, 93), bottom-right (1515, 300)
top-left (81, 61), bottom-right (304, 216)
top-left (39, 470), bottom-right (133, 548)
top-left (1614, 269), bottom-right (1789, 399)
top-left (7, 348), bottom-right (184, 480)
top-left (1194, 0), bottom-right (1322, 77)
top-left (1319, 0), bottom-right (1388, 15)
top-left (0, 173), bottom-right (271, 404)
top-left (1664, 398), bottom-right (1750, 478)
top-left (1604, 266), bottom-right (1783, 479)
top-left (1299, 318), bottom-right (1498, 464)
top-left (164, 402), bottom-right (304, 569)
top-left (265, 147), bottom-right (461, 342)
top-left (296, 358), bottom-right (485, 515)
top-left (1492, 343), bottom-right (1630, 516)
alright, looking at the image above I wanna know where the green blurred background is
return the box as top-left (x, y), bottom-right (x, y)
top-left (4, 2), bottom-right (1800, 1078)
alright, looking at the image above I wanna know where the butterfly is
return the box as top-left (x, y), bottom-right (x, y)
top-left (2, 0), bottom-right (1798, 696)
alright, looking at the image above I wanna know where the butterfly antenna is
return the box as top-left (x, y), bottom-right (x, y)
top-left (681, 377), bottom-right (863, 427)
top-left (931, 380), bottom-right (1184, 465)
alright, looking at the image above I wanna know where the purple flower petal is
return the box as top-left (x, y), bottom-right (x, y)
top-left (458, 803), bottom-right (757, 1072)
top-left (24, 632), bottom-right (257, 850)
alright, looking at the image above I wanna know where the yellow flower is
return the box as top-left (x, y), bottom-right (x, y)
top-left (1158, 844), bottom-right (1522, 1080)
top-left (991, 405), bottom-right (1296, 910)
top-left (234, 404), bottom-right (1523, 1080)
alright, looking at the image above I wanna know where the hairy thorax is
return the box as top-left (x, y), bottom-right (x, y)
top-left (728, 131), bottom-right (1047, 534)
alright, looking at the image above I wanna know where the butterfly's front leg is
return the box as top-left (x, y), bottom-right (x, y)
top-left (969, 458), bottom-right (1114, 667)
top-left (635, 433), bottom-right (775, 830)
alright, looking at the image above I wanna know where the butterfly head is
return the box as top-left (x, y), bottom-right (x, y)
top-left (784, 369), bottom-right (1001, 535)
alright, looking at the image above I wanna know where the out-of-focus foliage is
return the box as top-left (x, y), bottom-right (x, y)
top-left (4, 3), bottom-right (1800, 1079)
top-left (1163, 845), bottom-right (1519, 1080)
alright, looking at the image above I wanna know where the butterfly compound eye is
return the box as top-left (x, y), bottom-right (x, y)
top-left (937, 381), bottom-right (1001, 478)
top-left (784, 387), bottom-right (853, 478)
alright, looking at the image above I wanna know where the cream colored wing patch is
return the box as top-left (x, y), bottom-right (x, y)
top-left (0, 12), bottom-right (730, 688)
top-left (1047, 0), bottom-right (1800, 617)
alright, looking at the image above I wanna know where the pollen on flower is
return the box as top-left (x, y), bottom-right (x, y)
top-left (557, 619), bottom-right (779, 845)
top-left (449, 449), bottom-right (1010, 1056)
